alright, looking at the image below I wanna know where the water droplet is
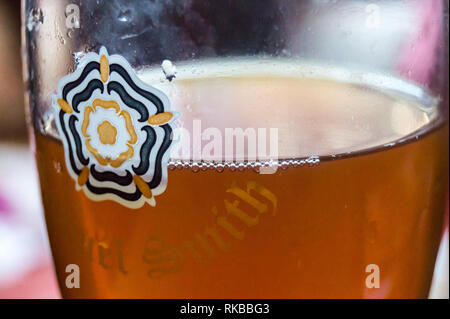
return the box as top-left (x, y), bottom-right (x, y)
top-left (161, 59), bottom-right (177, 81)
top-left (27, 8), bottom-right (44, 32)
top-left (117, 10), bottom-right (132, 23)
top-left (73, 51), bottom-right (87, 67)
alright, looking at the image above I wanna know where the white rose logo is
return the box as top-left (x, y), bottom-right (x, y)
top-left (54, 47), bottom-right (178, 208)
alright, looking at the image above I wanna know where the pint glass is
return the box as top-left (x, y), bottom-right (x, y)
top-left (22, 0), bottom-right (449, 298)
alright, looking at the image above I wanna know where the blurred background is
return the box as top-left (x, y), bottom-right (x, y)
top-left (0, 0), bottom-right (59, 298)
top-left (0, 0), bottom-right (448, 298)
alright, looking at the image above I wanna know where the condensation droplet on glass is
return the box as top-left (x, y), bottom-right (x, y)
top-left (58, 33), bottom-right (66, 45)
top-left (27, 8), bottom-right (44, 32)
top-left (73, 51), bottom-right (87, 67)
top-left (118, 9), bottom-right (132, 22)
top-left (161, 59), bottom-right (177, 81)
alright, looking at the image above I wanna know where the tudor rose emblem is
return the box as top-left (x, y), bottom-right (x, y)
top-left (54, 47), bottom-right (178, 208)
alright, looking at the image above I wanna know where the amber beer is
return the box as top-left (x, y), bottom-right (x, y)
top-left (33, 62), bottom-right (448, 298)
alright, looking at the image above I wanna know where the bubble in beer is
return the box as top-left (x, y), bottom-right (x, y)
top-left (215, 164), bottom-right (224, 173)
top-left (191, 162), bottom-right (200, 173)
top-left (176, 161), bottom-right (184, 170)
top-left (165, 158), bottom-right (319, 173)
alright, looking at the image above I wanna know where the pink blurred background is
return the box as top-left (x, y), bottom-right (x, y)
top-left (0, 1), bottom-right (59, 299)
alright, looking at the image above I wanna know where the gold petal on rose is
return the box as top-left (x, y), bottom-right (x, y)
top-left (77, 166), bottom-right (90, 186)
top-left (85, 139), bottom-right (109, 166)
top-left (57, 98), bottom-right (73, 114)
top-left (100, 55), bottom-right (109, 83)
top-left (92, 99), bottom-right (120, 113)
top-left (81, 106), bottom-right (94, 138)
top-left (119, 110), bottom-right (138, 144)
top-left (133, 174), bottom-right (153, 199)
top-left (110, 145), bottom-right (134, 168)
top-left (97, 121), bottom-right (117, 145)
top-left (147, 112), bottom-right (173, 126)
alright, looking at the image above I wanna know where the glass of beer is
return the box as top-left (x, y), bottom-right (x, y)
top-left (22, 0), bottom-right (448, 298)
